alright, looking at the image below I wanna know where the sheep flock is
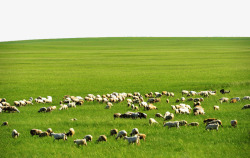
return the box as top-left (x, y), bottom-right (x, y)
top-left (0, 89), bottom-right (249, 148)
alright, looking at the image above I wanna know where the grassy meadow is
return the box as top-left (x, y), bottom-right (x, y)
top-left (0, 37), bottom-right (249, 158)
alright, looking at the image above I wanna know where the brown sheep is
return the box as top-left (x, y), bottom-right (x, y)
top-left (110, 129), bottom-right (118, 136)
top-left (137, 133), bottom-right (146, 141)
top-left (97, 135), bottom-right (107, 142)
top-left (230, 99), bottom-right (237, 103)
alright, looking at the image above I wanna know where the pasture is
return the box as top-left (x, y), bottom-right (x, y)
top-left (0, 37), bottom-right (249, 158)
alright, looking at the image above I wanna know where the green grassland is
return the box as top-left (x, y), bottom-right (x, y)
top-left (0, 37), bottom-right (249, 158)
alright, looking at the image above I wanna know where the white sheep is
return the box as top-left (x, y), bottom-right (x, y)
top-left (206, 123), bottom-right (219, 131)
top-left (149, 118), bottom-right (158, 125)
top-left (214, 105), bottom-right (219, 110)
top-left (51, 133), bottom-right (67, 141)
top-left (124, 136), bottom-right (140, 145)
top-left (67, 102), bottom-right (76, 108)
top-left (116, 130), bottom-right (127, 139)
top-left (163, 121), bottom-right (180, 129)
top-left (59, 104), bottom-right (68, 110)
top-left (130, 128), bottom-right (139, 136)
top-left (74, 139), bottom-right (87, 146)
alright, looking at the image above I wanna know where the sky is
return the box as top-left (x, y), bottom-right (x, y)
top-left (0, 0), bottom-right (249, 42)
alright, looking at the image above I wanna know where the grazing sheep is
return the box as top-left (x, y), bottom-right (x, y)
top-left (242, 104), bottom-right (250, 109)
top-left (220, 89), bottom-right (230, 94)
top-left (39, 132), bottom-right (49, 137)
top-left (12, 129), bottom-right (20, 138)
top-left (230, 99), bottom-right (237, 103)
top-left (2, 106), bottom-right (20, 113)
top-left (164, 113), bottom-right (174, 121)
top-left (203, 118), bottom-right (217, 124)
top-left (74, 139), bottom-right (87, 146)
top-left (166, 99), bottom-right (169, 103)
top-left (124, 136), bottom-right (140, 145)
top-left (149, 118), bottom-right (158, 125)
top-left (137, 112), bottom-right (147, 119)
top-left (2, 121), bottom-right (8, 126)
top-left (207, 120), bottom-right (223, 127)
top-left (188, 122), bottom-right (199, 126)
top-left (178, 120), bottom-right (188, 126)
top-left (114, 113), bottom-right (121, 119)
top-left (59, 104), bottom-right (68, 110)
top-left (47, 128), bottom-right (53, 135)
top-left (206, 124), bottom-right (219, 131)
top-left (46, 106), bottom-right (53, 112)
top-left (66, 128), bottom-right (75, 137)
top-left (97, 135), bottom-right (107, 142)
top-left (182, 90), bottom-right (189, 95)
top-left (67, 102), bottom-right (76, 108)
top-left (162, 91), bottom-right (168, 95)
top-left (110, 129), bottom-right (118, 136)
top-left (25, 100), bottom-right (33, 105)
top-left (131, 113), bottom-right (139, 119)
top-left (51, 133), bottom-right (67, 141)
top-left (137, 133), bottom-right (146, 141)
top-left (105, 104), bottom-right (112, 109)
top-left (214, 105), bottom-right (219, 110)
top-left (171, 105), bottom-right (176, 110)
top-left (130, 128), bottom-right (139, 136)
top-left (84, 135), bottom-right (93, 141)
top-left (14, 101), bottom-right (20, 107)
top-left (134, 106), bottom-right (139, 110)
top-left (71, 118), bottom-right (77, 121)
top-left (231, 120), bottom-right (238, 128)
top-left (163, 121), bottom-right (180, 129)
top-left (176, 99), bottom-right (180, 103)
top-left (38, 107), bottom-right (47, 113)
top-left (219, 97), bottom-right (229, 103)
top-left (242, 96), bottom-right (250, 100)
top-left (30, 129), bottom-right (43, 136)
top-left (181, 97), bottom-right (185, 102)
top-left (116, 130), bottom-right (127, 139)
top-left (155, 113), bottom-right (163, 118)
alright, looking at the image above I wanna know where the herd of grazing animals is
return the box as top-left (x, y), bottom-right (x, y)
top-left (1, 89), bottom-right (249, 148)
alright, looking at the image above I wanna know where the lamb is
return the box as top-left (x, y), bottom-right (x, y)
top-left (163, 121), bottom-right (180, 129)
top-left (84, 135), bottom-right (93, 141)
top-left (206, 123), bottom-right (219, 131)
top-left (38, 107), bottom-right (47, 113)
top-left (97, 135), bottom-right (107, 142)
top-left (66, 128), bottom-right (75, 137)
top-left (39, 132), bottom-right (49, 137)
top-left (74, 139), bottom-right (87, 146)
top-left (214, 105), bottom-right (219, 110)
top-left (110, 129), bottom-right (118, 136)
top-left (231, 120), bottom-right (238, 128)
top-left (137, 133), bottom-right (146, 141)
top-left (12, 129), bottom-right (20, 138)
top-left (30, 129), bottom-right (43, 136)
top-left (51, 133), bottom-right (67, 141)
top-left (116, 130), bottom-right (127, 139)
top-left (1, 121), bottom-right (8, 126)
top-left (124, 136), bottom-right (140, 145)
top-left (149, 118), bottom-right (158, 125)
top-left (130, 128), bottom-right (139, 136)
top-left (188, 122), bottom-right (199, 126)
top-left (242, 104), bottom-right (250, 109)
top-left (113, 113), bottom-right (121, 119)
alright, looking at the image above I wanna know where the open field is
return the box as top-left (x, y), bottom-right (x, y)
top-left (0, 37), bottom-right (250, 158)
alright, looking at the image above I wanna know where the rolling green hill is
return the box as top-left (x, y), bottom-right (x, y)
top-left (0, 37), bottom-right (249, 158)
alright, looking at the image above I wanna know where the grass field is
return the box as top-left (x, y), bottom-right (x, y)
top-left (0, 37), bottom-right (249, 158)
